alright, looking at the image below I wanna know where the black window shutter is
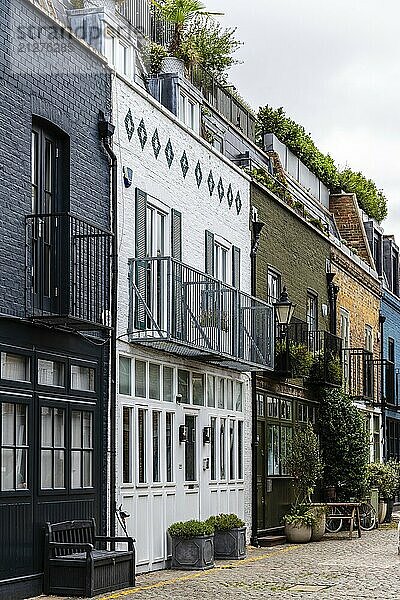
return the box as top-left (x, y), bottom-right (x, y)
top-left (135, 188), bottom-right (147, 258)
top-left (232, 246), bottom-right (241, 288)
top-left (135, 188), bottom-right (147, 330)
top-left (171, 208), bottom-right (182, 261)
top-left (205, 230), bottom-right (215, 276)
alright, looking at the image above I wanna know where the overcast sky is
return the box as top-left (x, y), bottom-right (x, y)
top-left (213, 0), bottom-right (400, 235)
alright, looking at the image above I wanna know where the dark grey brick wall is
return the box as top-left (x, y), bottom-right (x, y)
top-left (0, 0), bottom-right (111, 317)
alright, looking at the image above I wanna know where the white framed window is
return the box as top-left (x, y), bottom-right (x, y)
top-left (365, 324), bottom-right (373, 353)
top-left (166, 412), bottom-right (174, 482)
top-left (152, 411), bottom-right (161, 482)
top-left (137, 407), bottom-right (147, 484)
top-left (267, 269), bottom-right (281, 304)
top-left (214, 242), bottom-right (229, 284)
top-left (119, 356), bottom-right (132, 396)
top-left (122, 406), bottom-right (133, 484)
top-left (179, 92), bottom-right (199, 133)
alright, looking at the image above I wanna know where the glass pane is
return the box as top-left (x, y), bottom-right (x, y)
top-left (2, 403), bottom-right (15, 445)
top-left (163, 366), bottom-right (173, 402)
top-left (138, 409), bottom-right (146, 483)
top-left (119, 356), bottom-right (131, 395)
top-left (135, 361), bottom-right (146, 398)
top-left (1, 449), bottom-right (14, 490)
top-left (54, 450), bottom-right (65, 488)
top-left (235, 382), bottom-right (243, 411)
top-left (238, 421), bottom-right (243, 479)
top-left (166, 412), bottom-right (173, 482)
top-left (82, 412), bottom-right (92, 448)
top-left (44, 139), bottom-right (53, 193)
top-left (54, 409), bottom-right (64, 447)
top-left (220, 419), bottom-right (226, 479)
top-left (41, 449), bottom-right (52, 489)
top-left (227, 380), bottom-right (233, 410)
top-left (41, 407), bottom-right (52, 447)
top-left (1, 353), bottom-right (30, 382)
top-left (229, 420), bottom-right (235, 480)
top-left (207, 375), bottom-right (215, 407)
top-left (192, 373), bottom-right (204, 406)
top-left (210, 417), bottom-right (216, 480)
top-left (152, 412), bottom-right (160, 482)
top-left (280, 426), bottom-right (292, 476)
top-left (38, 359), bottom-right (65, 387)
top-left (178, 370), bottom-right (189, 404)
top-left (267, 425), bottom-right (280, 476)
top-left (71, 365), bottom-right (95, 391)
top-left (15, 404), bottom-right (27, 446)
top-left (218, 379), bottom-right (225, 409)
top-left (71, 451), bottom-right (81, 489)
top-left (71, 411), bottom-right (82, 448)
top-left (149, 364), bottom-right (161, 400)
top-left (83, 451), bottom-right (92, 487)
top-left (184, 415), bottom-right (196, 482)
top-left (123, 407), bottom-right (132, 484)
top-left (16, 449), bottom-right (27, 489)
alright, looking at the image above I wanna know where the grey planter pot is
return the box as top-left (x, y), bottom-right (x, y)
top-left (171, 534), bottom-right (214, 570)
top-left (214, 527), bottom-right (247, 560)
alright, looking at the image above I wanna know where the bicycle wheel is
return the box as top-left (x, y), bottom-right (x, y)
top-left (325, 507), bottom-right (343, 533)
top-left (359, 502), bottom-right (377, 531)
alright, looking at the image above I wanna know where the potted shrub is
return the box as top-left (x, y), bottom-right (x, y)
top-left (206, 514), bottom-right (246, 560)
top-left (366, 462), bottom-right (399, 523)
top-left (282, 504), bottom-right (315, 543)
top-left (283, 422), bottom-right (324, 543)
top-left (309, 504), bottom-right (327, 541)
top-left (168, 519), bottom-right (214, 570)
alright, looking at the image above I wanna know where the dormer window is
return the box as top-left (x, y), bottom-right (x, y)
top-left (179, 91), bottom-right (199, 133)
top-left (105, 28), bottom-right (133, 79)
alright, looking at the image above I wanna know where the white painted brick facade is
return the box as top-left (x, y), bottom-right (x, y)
top-left (113, 73), bottom-right (254, 570)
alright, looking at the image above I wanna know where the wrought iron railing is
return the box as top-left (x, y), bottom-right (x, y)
top-left (189, 65), bottom-right (256, 142)
top-left (128, 257), bottom-right (273, 370)
top-left (344, 348), bottom-right (377, 403)
top-left (380, 359), bottom-right (397, 407)
top-left (116, 0), bottom-right (172, 45)
top-left (26, 213), bottom-right (112, 329)
top-left (275, 320), bottom-right (342, 386)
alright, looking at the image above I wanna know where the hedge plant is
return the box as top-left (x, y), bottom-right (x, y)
top-left (366, 462), bottom-right (399, 499)
top-left (206, 513), bottom-right (245, 531)
top-left (317, 387), bottom-right (370, 499)
top-left (168, 519), bottom-right (214, 537)
top-left (257, 105), bottom-right (387, 223)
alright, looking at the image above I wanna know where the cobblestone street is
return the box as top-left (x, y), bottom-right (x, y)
top-left (39, 525), bottom-right (400, 600)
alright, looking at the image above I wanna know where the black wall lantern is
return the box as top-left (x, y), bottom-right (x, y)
top-left (203, 426), bottom-right (211, 445)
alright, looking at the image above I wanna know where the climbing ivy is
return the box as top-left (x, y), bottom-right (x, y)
top-left (257, 105), bottom-right (387, 223)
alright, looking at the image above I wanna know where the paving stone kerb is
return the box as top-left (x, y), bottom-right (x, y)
top-left (38, 527), bottom-right (400, 599)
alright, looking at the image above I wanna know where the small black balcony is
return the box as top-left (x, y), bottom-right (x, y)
top-left (274, 320), bottom-right (342, 386)
top-left (380, 359), bottom-right (398, 408)
top-left (26, 213), bottom-right (112, 330)
top-left (345, 348), bottom-right (377, 403)
top-left (128, 257), bottom-right (274, 372)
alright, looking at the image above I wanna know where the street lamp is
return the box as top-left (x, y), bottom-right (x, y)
top-left (274, 286), bottom-right (295, 328)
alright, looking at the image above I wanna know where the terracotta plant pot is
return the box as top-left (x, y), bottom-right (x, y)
top-left (284, 523), bottom-right (312, 544)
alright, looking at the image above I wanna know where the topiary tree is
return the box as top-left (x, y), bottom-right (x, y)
top-left (285, 421), bottom-right (323, 507)
top-left (317, 388), bottom-right (370, 499)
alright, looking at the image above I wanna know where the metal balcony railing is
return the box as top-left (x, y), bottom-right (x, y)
top-left (274, 320), bottom-right (342, 386)
top-left (344, 348), bottom-right (378, 403)
top-left (128, 257), bottom-right (274, 371)
top-left (189, 66), bottom-right (256, 142)
top-left (116, 0), bottom-right (172, 45)
top-left (25, 213), bottom-right (112, 330)
top-left (378, 359), bottom-right (397, 408)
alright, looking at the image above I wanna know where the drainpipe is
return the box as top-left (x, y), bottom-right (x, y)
top-left (326, 272), bottom-right (339, 336)
top-left (98, 112), bottom-right (117, 538)
top-left (250, 219), bottom-right (264, 547)
top-left (379, 312), bottom-right (386, 460)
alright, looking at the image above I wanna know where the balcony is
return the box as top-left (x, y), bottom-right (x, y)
top-left (25, 213), bottom-right (112, 330)
top-left (128, 257), bottom-right (274, 371)
top-left (189, 66), bottom-right (256, 142)
top-left (274, 319), bottom-right (342, 386)
top-left (345, 348), bottom-right (378, 403)
top-left (116, 0), bottom-right (172, 45)
top-left (381, 359), bottom-right (398, 408)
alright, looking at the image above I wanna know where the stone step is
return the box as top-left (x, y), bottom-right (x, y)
top-left (257, 535), bottom-right (287, 547)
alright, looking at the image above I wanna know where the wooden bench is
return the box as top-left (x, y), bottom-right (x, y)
top-left (44, 519), bottom-right (135, 597)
